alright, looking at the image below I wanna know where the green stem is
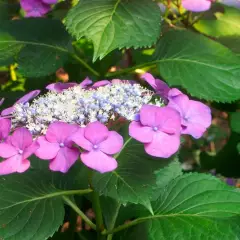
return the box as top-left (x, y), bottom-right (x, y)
top-left (77, 232), bottom-right (88, 240)
top-left (105, 60), bottom-right (159, 77)
top-left (88, 170), bottom-right (105, 238)
top-left (106, 203), bottom-right (121, 240)
top-left (63, 196), bottom-right (97, 231)
top-left (71, 53), bottom-right (100, 77)
top-left (102, 217), bottom-right (145, 235)
top-left (92, 190), bottom-right (105, 233)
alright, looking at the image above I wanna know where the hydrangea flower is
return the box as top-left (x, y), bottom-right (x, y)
top-left (0, 128), bottom-right (39, 175)
top-left (182, 0), bottom-right (212, 12)
top-left (168, 90), bottom-right (212, 139)
top-left (129, 105), bottom-right (181, 158)
top-left (20, 0), bottom-right (57, 17)
top-left (1, 90), bottom-right (40, 116)
top-left (35, 122), bottom-right (80, 173)
top-left (141, 73), bottom-right (170, 100)
top-left (13, 83), bottom-right (152, 134)
top-left (72, 121), bottom-right (123, 173)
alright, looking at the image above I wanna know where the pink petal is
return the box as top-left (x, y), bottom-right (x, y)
top-left (49, 147), bottom-right (79, 173)
top-left (21, 0), bottom-right (51, 17)
top-left (23, 141), bottom-right (39, 159)
top-left (84, 121), bottom-right (108, 145)
top-left (0, 143), bottom-right (17, 158)
top-left (157, 107), bottom-right (181, 135)
top-left (81, 151), bottom-right (117, 173)
top-left (139, 105), bottom-right (181, 135)
top-left (0, 155), bottom-right (30, 175)
top-left (80, 77), bottom-right (93, 88)
top-left (168, 88), bottom-right (183, 98)
top-left (35, 136), bottom-right (59, 160)
top-left (129, 121), bottom-right (154, 143)
top-left (139, 105), bottom-right (161, 127)
top-left (17, 159), bottom-right (31, 173)
top-left (1, 107), bottom-right (14, 116)
top-left (99, 131), bottom-right (123, 154)
top-left (112, 79), bottom-right (136, 85)
top-left (92, 80), bottom-right (111, 89)
top-left (186, 100), bottom-right (212, 128)
top-left (181, 100), bottom-right (212, 138)
top-left (0, 118), bottom-right (11, 140)
top-left (168, 94), bottom-right (190, 117)
top-left (0, 98), bottom-right (4, 106)
top-left (182, 0), bottom-right (212, 12)
top-left (46, 122), bottom-right (79, 144)
top-left (11, 128), bottom-right (33, 150)
top-left (46, 82), bottom-right (77, 92)
top-left (181, 122), bottom-right (207, 139)
top-left (16, 90), bottom-right (40, 104)
top-left (141, 73), bottom-right (170, 98)
top-left (42, 0), bottom-right (58, 4)
top-left (144, 132), bottom-right (180, 158)
top-left (71, 128), bottom-right (92, 151)
top-left (1, 90), bottom-right (40, 116)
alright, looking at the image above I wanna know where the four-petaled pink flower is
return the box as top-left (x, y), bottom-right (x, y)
top-left (141, 73), bottom-right (170, 100)
top-left (129, 105), bottom-right (181, 158)
top-left (182, 0), bottom-right (212, 12)
top-left (72, 121), bottom-right (123, 173)
top-left (0, 128), bottom-right (39, 175)
top-left (35, 122), bottom-right (80, 173)
top-left (1, 90), bottom-right (40, 116)
top-left (168, 89), bottom-right (212, 139)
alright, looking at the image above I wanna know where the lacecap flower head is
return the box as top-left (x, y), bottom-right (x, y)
top-left (1, 75), bottom-right (212, 175)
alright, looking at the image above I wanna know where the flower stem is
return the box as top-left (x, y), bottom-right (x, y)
top-left (71, 53), bottom-right (100, 77)
top-left (88, 170), bottom-right (105, 239)
top-left (92, 191), bottom-right (105, 232)
top-left (62, 196), bottom-right (97, 231)
top-left (106, 203), bottom-right (121, 240)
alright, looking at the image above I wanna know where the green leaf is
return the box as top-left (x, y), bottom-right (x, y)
top-left (230, 112), bottom-right (240, 133)
top-left (0, 170), bottom-right (90, 240)
top-left (115, 173), bottom-right (240, 240)
top-left (0, 19), bottom-right (71, 77)
top-left (92, 138), bottom-right (174, 211)
top-left (154, 30), bottom-right (240, 102)
top-left (194, 6), bottom-right (240, 37)
top-left (101, 197), bottom-right (121, 230)
top-left (218, 36), bottom-right (240, 55)
top-left (65, 0), bottom-right (161, 61)
top-left (152, 160), bottom-right (182, 200)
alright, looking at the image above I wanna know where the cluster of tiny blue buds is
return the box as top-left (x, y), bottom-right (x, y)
top-left (12, 82), bottom-right (154, 135)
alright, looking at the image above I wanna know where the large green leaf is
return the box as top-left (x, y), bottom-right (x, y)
top-left (115, 173), bottom-right (240, 240)
top-left (0, 170), bottom-right (90, 240)
top-left (154, 30), bottom-right (240, 102)
top-left (152, 160), bottom-right (182, 200)
top-left (0, 19), bottom-right (71, 77)
top-left (92, 138), bottom-right (174, 210)
top-left (194, 6), bottom-right (240, 37)
top-left (65, 0), bottom-right (161, 61)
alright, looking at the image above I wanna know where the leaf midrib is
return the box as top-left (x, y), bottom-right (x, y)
top-left (95, 0), bottom-right (121, 56)
top-left (0, 40), bottom-right (69, 54)
top-left (0, 189), bottom-right (91, 210)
